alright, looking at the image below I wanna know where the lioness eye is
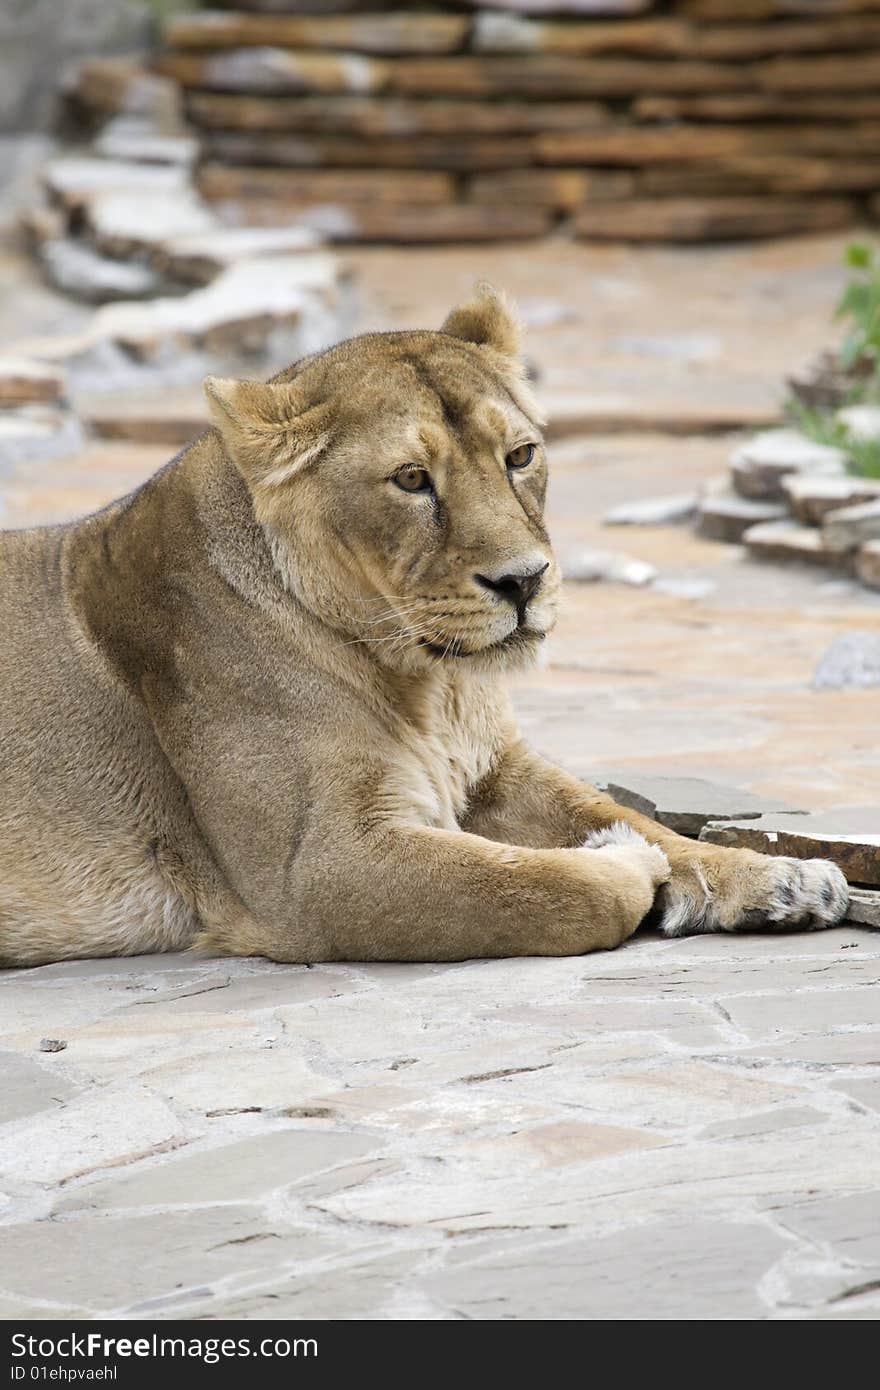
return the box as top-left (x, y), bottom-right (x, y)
top-left (506, 444), bottom-right (535, 471)
top-left (394, 466), bottom-right (432, 493)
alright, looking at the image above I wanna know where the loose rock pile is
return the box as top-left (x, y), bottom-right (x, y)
top-left (98, 0), bottom-right (880, 245)
top-left (695, 415), bottom-right (880, 591)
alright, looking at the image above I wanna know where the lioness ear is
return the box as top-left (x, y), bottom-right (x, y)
top-left (441, 282), bottom-right (521, 359)
top-left (204, 376), bottom-right (330, 489)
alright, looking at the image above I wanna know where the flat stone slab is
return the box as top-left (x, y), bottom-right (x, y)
top-left (846, 887), bottom-right (880, 927)
top-left (730, 428), bottom-right (848, 500)
top-left (822, 498), bottom-right (880, 555)
top-left (700, 808), bottom-right (880, 885)
top-left (696, 481), bottom-right (787, 542)
top-left (602, 492), bottom-right (697, 526)
top-left (41, 238), bottom-right (160, 304)
top-left (45, 157), bottom-right (189, 208)
top-left (160, 224), bottom-right (321, 284)
top-left (783, 472), bottom-right (880, 526)
top-left (0, 356), bottom-right (66, 406)
top-left (856, 539), bottom-right (880, 591)
top-left (745, 519), bottom-right (842, 567)
top-left (91, 251), bottom-right (339, 359)
top-left (696, 483), bottom-right (787, 542)
top-left (596, 772), bottom-right (804, 836)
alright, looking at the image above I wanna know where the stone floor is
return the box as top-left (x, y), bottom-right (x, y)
top-left (1, 234), bottom-right (879, 1321)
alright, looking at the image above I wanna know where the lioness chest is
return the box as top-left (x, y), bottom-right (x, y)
top-left (378, 678), bottom-right (502, 831)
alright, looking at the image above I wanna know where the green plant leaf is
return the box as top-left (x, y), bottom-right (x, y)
top-left (845, 242), bottom-right (873, 270)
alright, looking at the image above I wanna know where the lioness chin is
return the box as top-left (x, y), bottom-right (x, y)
top-left (0, 285), bottom-right (848, 968)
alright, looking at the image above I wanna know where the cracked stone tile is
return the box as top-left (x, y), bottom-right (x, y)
top-left (645, 927), bottom-right (880, 962)
top-left (139, 966), bottom-right (363, 1015)
top-left (579, 957), bottom-right (880, 1000)
top-left (0, 1050), bottom-right (77, 1124)
top-left (311, 1080), bottom-right (558, 1134)
top-left (698, 1105), bottom-right (825, 1141)
top-left (722, 986), bottom-right (880, 1039)
top-left (56, 1127), bottom-right (384, 1213)
top-left (465, 1120), bottom-right (668, 1169)
top-left (0, 1085), bottom-right (182, 1186)
top-left (830, 1078), bottom-right (880, 1114)
top-left (509, 1059), bottom-right (803, 1129)
top-left (206, 1250), bottom-right (428, 1321)
top-left (773, 1192), bottom-right (880, 1270)
top-left (734, 1033), bottom-right (880, 1066)
top-left (0, 1207), bottom-right (339, 1313)
top-left (142, 1047), bottom-right (337, 1115)
top-left (313, 1129), bottom-right (880, 1235)
top-left (421, 1218), bottom-right (789, 1320)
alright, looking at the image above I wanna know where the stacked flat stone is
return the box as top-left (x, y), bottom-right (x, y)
top-left (62, 0), bottom-right (880, 244)
top-left (695, 421), bottom-right (880, 590)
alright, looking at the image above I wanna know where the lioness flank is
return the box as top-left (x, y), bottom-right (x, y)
top-left (0, 286), bottom-right (849, 967)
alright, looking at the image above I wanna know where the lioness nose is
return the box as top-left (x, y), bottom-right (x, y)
top-left (476, 563), bottom-right (548, 609)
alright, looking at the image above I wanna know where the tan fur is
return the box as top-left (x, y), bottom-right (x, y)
top-left (0, 285), bottom-right (848, 968)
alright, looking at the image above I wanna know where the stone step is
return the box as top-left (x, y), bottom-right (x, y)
top-left (197, 164), bottom-right (455, 206)
top-left (197, 195), bottom-right (554, 243)
top-left (700, 809), bottom-right (880, 887)
top-left (573, 197), bottom-right (856, 243)
top-left (158, 49), bottom-right (880, 103)
top-left (545, 401), bottom-right (779, 441)
top-left (0, 357), bottom-right (66, 406)
top-left (822, 498), bottom-right (880, 554)
top-left (695, 486), bottom-right (788, 543)
top-left (202, 131), bottom-right (542, 172)
top-left (845, 886), bottom-right (880, 927)
top-left (634, 91), bottom-right (880, 123)
top-left (782, 473), bottom-right (880, 525)
top-left (185, 93), bottom-right (612, 137)
top-left (89, 252), bottom-right (340, 361)
top-left (158, 225), bottom-right (322, 284)
top-left (596, 773), bottom-right (804, 837)
top-left (730, 428), bottom-right (848, 500)
top-left (603, 493), bottom-right (698, 527)
top-left (473, 10), bottom-right (880, 60)
top-left (536, 123), bottom-right (880, 166)
top-left (856, 539), bottom-right (880, 590)
top-left (468, 169), bottom-right (632, 212)
top-left (164, 12), bottom-right (469, 55)
top-left (80, 390), bottom-right (208, 447)
top-left (744, 519), bottom-right (843, 567)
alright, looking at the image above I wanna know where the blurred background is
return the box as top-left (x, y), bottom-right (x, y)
top-left (2, 0), bottom-right (880, 815)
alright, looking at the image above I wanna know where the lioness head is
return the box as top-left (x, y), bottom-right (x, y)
top-left (205, 283), bottom-right (560, 675)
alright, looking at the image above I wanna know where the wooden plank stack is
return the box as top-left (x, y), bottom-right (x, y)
top-left (146, 0), bottom-right (880, 242)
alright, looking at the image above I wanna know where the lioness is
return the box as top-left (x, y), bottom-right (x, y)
top-left (0, 285), bottom-right (849, 968)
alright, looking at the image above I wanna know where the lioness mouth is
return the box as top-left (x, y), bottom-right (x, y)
top-left (420, 627), bottom-right (541, 660)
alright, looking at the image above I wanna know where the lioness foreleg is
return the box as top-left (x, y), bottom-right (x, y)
top-left (196, 822), bottom-right (669, 962)
top-left (465, 741), bottom-right (849, 937)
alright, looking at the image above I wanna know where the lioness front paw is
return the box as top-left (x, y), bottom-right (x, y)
top-left (658, 848), bottom-right (849, 937)
top-left (582, 822), bottom-right (671, 888)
